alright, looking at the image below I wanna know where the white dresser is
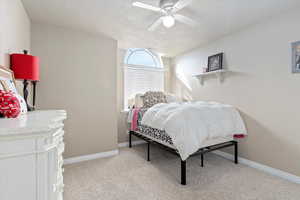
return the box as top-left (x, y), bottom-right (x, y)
top-left (0, 110), bottom-right (66, 200)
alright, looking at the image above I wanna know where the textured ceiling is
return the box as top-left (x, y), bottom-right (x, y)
top-left (22, 0), bottom-right (300, 57)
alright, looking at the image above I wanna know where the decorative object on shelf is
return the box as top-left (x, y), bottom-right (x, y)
top-left (208, 53), bottom-right (223, 72)
top-left (0, 66), bottom-right (27, 115)
top-left (0, 90), bottom-right (21, 118)
top-left (0, 67), bottom-right (22, 118)
top-left (292, 41), bottom-right (300, 73)
top-left (11, 50), bottom-right (40, 111)
top-left (193, 69), bottom-right (229, 85)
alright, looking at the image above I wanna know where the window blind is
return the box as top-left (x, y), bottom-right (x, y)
top-left (124, 65), bottom-right (164, 109)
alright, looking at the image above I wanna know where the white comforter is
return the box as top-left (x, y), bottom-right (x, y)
top-left (141, 101), bottom-right (247, 160)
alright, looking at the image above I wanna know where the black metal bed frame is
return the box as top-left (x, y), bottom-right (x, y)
top-left (129, 130), bottom-right (238, 185)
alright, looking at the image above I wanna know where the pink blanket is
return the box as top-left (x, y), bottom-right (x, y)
top-left (234, 134), bottom-right (246, 139)
top-left (130, 108), bottom-right (141, 131)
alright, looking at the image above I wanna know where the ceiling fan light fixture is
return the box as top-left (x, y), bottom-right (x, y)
top-left (162, 15), bottom-right (175, 28)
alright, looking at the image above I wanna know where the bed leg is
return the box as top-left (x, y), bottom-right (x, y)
top-left (129, 131), bottom-right (132, 148)
top-left (234, 141), bottom-right (238, 164)
top-left (147, 142), bottom-right (150, 161)
top-left (201, 153), bottom-right (204, 167)
top-left (181, 160), bottom-right (186, 185)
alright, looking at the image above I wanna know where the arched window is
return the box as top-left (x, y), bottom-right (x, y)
top-left (125, 48), bottom-right (162, 68)
top-left (124, 48), bottom-right (164, 109)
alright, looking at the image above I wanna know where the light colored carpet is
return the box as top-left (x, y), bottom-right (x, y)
top-left (64, 145), bottom-right (300, 200)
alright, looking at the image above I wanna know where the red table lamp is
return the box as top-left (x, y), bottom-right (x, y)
top-left (11, 50), bottom-right (40, 111)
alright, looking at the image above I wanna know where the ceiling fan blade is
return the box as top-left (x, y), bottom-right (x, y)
top-left (132, 1), bottom-right (162, 12)
top-left (173, 0), bottom-right (194, 13)
top-left (148, 17), bottom-right (163, 31)
top-left (174, 14), bottom-right (198, 27)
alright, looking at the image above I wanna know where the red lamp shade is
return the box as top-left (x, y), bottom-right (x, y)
top-left (10, 54), bottom-right (40, 81)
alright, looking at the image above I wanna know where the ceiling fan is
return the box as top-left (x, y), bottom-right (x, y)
top-left (132, 0), bottom-right (197, 31)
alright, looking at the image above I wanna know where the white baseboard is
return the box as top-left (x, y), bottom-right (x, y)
top-left (213, 150), bottom-right (300, 184)
top-left (64, 149), bottom-right (119, 165)
top-left (63, 141), bottom-right (145, 165)
top-left (118, 140), bottom-right (146, 148)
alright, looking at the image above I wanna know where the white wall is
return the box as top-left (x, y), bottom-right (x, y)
top-left (31, 23), bottom-right (118, 158)
top-left (174, 9), bottom-right (300, 176)
top-left (0, 0), bottom-right (30, 67)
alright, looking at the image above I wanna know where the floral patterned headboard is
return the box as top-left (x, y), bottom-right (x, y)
top-left (142, 91), bottom-right (167, 108)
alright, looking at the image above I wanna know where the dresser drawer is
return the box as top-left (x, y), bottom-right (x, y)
top-left (0, 139), bottom-right (35, 158)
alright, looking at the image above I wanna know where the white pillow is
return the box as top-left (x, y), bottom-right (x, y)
top-left (166, 93), bottom-right (182, 103)
top-left (127, 93), bottom-right (144, 109)
top-left (134, 93), bottom-right (144, 108)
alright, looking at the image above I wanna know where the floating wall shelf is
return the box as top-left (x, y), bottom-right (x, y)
top-left (192, 69), bottom-right (229, 85)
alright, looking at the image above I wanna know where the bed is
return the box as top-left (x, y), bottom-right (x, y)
top-left (128, 91), bottom-right (245, 185)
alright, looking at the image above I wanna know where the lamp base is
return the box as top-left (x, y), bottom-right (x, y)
top-left (27, 105), bottom-right (35, 112)
top-left (23, 80), bottom-right (36, 112)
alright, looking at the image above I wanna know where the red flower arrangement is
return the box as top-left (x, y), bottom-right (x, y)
top-left (0, 90), bottom-right (21, 118)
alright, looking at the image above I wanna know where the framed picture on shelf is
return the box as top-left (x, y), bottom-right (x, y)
top-left (0, 66), bottom-right (18, 118)
top-left (208, 53), bottom-right (223, 72)
top-left (292, 41), bottom-right (300, 73)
